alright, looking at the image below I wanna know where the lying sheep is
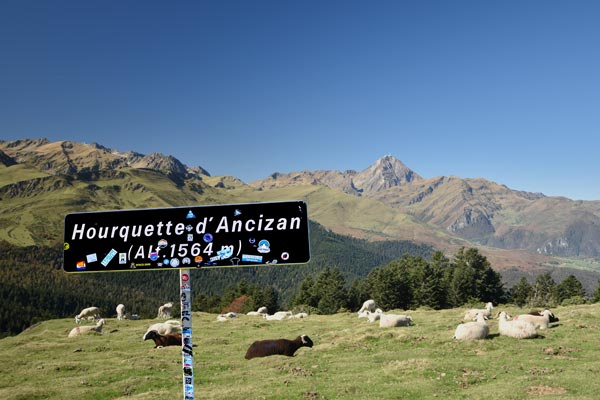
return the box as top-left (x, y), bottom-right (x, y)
top-left (216, 312), bottom-right (237, 321)
top-left (75, 306), bottom-right (101, 324)
top-left (116, 304), bottom-right (126, 320)
top-left (497, 311), bottom-right (538, 339)
top-left (247, 307), bottom-right (268, 316)
top-left (246, 311), bottom-right (264, 316)
top-left (366, 308), bottom-right (383, 323)
top-left (464, 302), bottom-right (493, 321)
top-left (157, 302), bottom-right (174, 319)
top-left (143, 320), bottom-right (181, 340)
top-left (526, 309), bottom-right (560, 323)
top-left (514, 309), bottom-right (555, 329)
top-left (379, 313), bottom-right (413, 328)
top-left (454, 312), bottom-right (489, 340)
top-left (144, 330), bottom-right (182, 348)
top-left (264, 311), bottom-right (293, 321)
top-left (68, 319), bottom-right (105, 337)
top-left (245, 335), bottom-right (314, 359)
top-left (293, 312), bottom-right (309, 319)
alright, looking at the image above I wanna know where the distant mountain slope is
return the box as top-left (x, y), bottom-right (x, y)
top-left (251, 156), bottom-right (600, 260)
top-left (1, 138), bottom-right (599, 272)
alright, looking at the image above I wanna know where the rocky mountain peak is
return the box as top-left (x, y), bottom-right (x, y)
top-left (131, 153), bottom-right (188, 178)
top-left (352, 155), bottom-right (421, 193)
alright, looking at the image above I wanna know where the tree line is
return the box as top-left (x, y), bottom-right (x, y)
top-left (1, 234), bottom-right (598, 337)
top-left (200, 247), bottom-right (598, 316)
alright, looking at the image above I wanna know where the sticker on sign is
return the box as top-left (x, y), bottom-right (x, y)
top-left (63, 201), bottom-right (310, 273)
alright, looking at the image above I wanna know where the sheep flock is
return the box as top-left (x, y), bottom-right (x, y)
top-left (63, 299), bottom-right (562, 366)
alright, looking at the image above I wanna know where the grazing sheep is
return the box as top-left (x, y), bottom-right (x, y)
top-left (454, 312), bottom-right (489, 340)
top-left (116, 304), bottom-right (126, 320)
top-left (143, 320), bottom-right (181, 340)
top-left (68, 319), bottom-right (105, 337)
top-left (514, 309), bottom-right (555, 329)
top-left (143, 330), bottom-right (182, 348)
top-left (464, 302), bottom-right (494, 321)
top-left (245, 335), bottom-right (313, 359)
top-left (75, 306), bottom-right (101, 324)
top-left (358, 299), bottom-right (376, 315)
top-left (379, 313), bottom-right (413, 328)
top-left (157, 302), bottom-right (174, 319)
top-left (497, 311), bottom-right (538, 339)
top-left (366, 308), bottom-right (383, 323)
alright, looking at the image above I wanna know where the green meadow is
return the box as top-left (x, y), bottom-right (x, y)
top-left (1, 304), bottom-right (600, 400)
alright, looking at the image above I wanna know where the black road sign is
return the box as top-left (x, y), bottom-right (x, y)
top-left (63, 200), bottom-right (310, 273)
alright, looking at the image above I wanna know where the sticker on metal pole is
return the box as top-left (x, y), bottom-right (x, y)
top-left (180, 269), bottom-right (194, 400)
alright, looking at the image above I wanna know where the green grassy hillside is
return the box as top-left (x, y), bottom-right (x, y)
top-left (1, 304), bottom-right (599, 399)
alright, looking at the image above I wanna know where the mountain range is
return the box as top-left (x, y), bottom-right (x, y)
top-left (1, 138), bottom-right (600, 276)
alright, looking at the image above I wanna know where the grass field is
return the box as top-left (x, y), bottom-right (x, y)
top-left (1, 304), bottom-right (600, 399)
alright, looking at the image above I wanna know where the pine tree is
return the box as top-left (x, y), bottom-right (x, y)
top-left (449, 247), bottom-right (505, 306)
top-left (366, 257), bottom-right (413, 310)
top-left (530, 273), bottom-right (557, 307)
top-left (510, 277), bottom-right (532, 307)
top-left (556, 274), bottom-right (585, 304)
top-left (593, 279), bottom-right (600, 303)
top-left (317, 268), bottom-right (347, 314)
top-left (292, 276), bottom-right (316, 308)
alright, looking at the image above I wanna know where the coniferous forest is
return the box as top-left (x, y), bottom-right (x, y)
top-left (0, 220), bottom-right (594, 338)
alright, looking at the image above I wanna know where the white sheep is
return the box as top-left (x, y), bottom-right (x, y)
top-left (497, 311), bottom-right (538, 339)
top-left (247, 307), bottom-right (268, 316)
top-left (68, 319), bottom-right (105, 337)
top-left (293, 312), bottom-right (309, 319)
top-left (264, 311), bottom-right (292, 321)
top-left (216, 312), bottom-right (237, 321)
top-left (157, 302), bottom-right (173, 319)
top-left (143, 320), bottom-right (181, 340)
top-left (366, 308), bottom-right (383, 323)
top-left (246, 311), bottom-right (264, 316)
top-left (454, 312), bottom-right (489, 340)
top-left (75, 306), bottom-right (101, 324)
top-left (514, 309), bottom-right (555, 330)
top-left (379, 313), bottom-right (413, 328)
top-left (463, 302), bottom-right (494, 321)
top-left (358, 299), bottom-right (376, 316)
top-left (116, 304), bottom-right (126, 320)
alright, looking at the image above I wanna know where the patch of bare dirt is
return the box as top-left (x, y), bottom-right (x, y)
top-left (525, 386), bottom-right (567, 396)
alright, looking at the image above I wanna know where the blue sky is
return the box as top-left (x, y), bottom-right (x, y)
top-left (1, 1), bottom-right (599, 200)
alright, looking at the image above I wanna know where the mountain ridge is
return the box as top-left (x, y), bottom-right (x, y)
top-left (1, 138), bottom-right (599, 269)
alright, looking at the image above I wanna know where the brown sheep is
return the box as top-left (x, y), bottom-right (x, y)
top-left (144, 330), bottom-right (182, 348)
top-left (245, 335), bottom-right (313, 360)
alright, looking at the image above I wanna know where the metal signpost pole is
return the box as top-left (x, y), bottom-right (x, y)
top-left (180, 269), bottom-right (194, 400)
